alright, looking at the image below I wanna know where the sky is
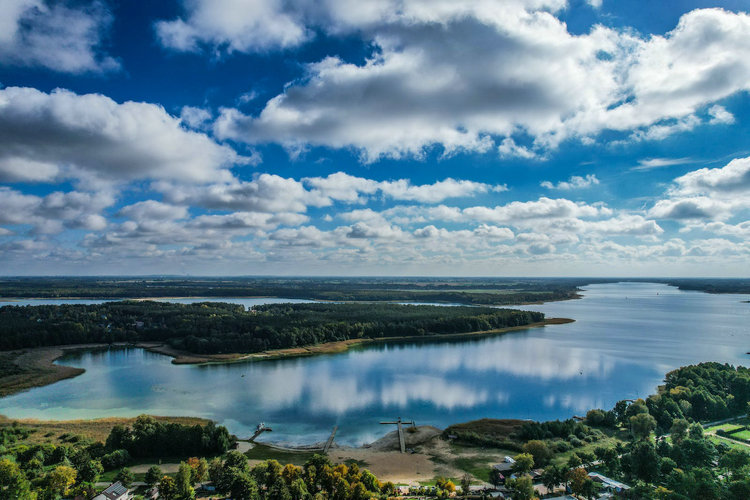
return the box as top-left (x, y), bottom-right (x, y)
top-left (1, 1), bottom-right (750, 276)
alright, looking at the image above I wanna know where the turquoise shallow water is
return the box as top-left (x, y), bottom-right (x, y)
top-left (1, 282), bottom-right (748, 446)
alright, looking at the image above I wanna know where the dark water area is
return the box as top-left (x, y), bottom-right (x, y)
top-left (1, 282), bottom-right (748, 446)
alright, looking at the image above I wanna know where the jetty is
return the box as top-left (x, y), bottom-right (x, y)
top-left (380, 417), bottom-right (415, 453)
top-left (323, 425), bottom-right (338, 454)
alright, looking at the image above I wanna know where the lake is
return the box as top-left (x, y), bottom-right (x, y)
top-left (1, 282), bottom-right (748, 446)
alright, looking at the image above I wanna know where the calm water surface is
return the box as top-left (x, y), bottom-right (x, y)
top-left (1, 282), bottom-right (749, 446)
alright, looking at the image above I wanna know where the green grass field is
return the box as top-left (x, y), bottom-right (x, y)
top-left (728, 430), bottom-right (750, 441)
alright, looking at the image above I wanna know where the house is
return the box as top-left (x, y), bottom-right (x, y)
top-left (588, 472), bottom-right (630, 495)
top-left (92, 482), bottom-right (132, 500)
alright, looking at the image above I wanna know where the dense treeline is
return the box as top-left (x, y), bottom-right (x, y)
top-left (0, 276), bottom-right (581, 305)
top-left (105, 415), bottom-right (234, 459)
top-left (0, 301), bottom-right (544, 354)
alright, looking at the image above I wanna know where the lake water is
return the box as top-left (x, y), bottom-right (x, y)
top-left (1, 282), bottom-right (748, 446)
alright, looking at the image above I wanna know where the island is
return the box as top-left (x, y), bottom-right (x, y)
top-left (0, 301), bottom-right (567, 396)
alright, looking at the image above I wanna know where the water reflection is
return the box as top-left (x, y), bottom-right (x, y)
top-left (1, 283), bottom-right (748, 445)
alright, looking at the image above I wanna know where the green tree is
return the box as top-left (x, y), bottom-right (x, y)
top-left (77, 459), bottom-right (103, 483)
top-left (629, 441), bottom-right (660, 483)
top-left (506, 475), bottom-right (535, 500)
top-left (159, 476), bottom-right (178, 500)
top-left (541, 465), bottom-right (566, 494)
top-left (512, 453), bottom-right (535, 474)
top-left (0, 459), bottom-right (33, 500)
top-left (47, 465), bottom-right (77, 496)
top-left (670, 418), bottom-right (690, 443)
top-left (177, 461), bottom-right (195, 499)
top-left (567, 453), bottom-right (582, 469)
top-left (146, 465), bottom-right (162, 487)
top-left (522, 440), bottom-right (551, 467)
top-left (630, 413), bottom-right (657, 440)
top-left (568, 467), bottom-right (590, 499)
top-left (115, 467), bottom-right (134, 488)
top-left (231, 472), bottom-right (259, 500)
top-left (720, 448), bottom-right (750, 476)
top-left (360, 469), bottom-right (380, 493)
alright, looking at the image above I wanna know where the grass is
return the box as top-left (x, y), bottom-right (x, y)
top-left (451, 457), bottom-right (492, 482)
top-left (550, 429), bottom-right (629, 467)
top-left (244, 443), bottom-right (316, 465)
top-left (0, 415), bottom-right (212, 445)
top-left (99, 470), bottom-right (148, 483)
top-left (705, 423), bottom-right (745, 433)
top-left (729, 430), bottom-right (750, 441)
top-left (708, 435), bottom-right (750, 451)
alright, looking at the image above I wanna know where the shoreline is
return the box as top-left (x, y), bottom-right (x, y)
top-left (0, 318), bottom-right (573, 396)
top-left (137, 317), bottom-right (574, 364)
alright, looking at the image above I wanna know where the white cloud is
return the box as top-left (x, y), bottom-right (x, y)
top-left (541, 174), bottom-right (599, 190)
top-left (672, 156), bottom-right (750, 196)
top-left (649, 196), bottom-right (733, 221)
top-left (498, 138), bottom-right (540, 160)
top-left (304, 172), bottom-right (506, 203)
top-left (117, 201), bottom-right (189, 222)
top-left (631, 157), bottom-right (692, 172)
top-left (213, 6), bottom-right (750, 160)
top-left (0, 187), bottom-right (114, 234)
top-left (649, 156), bottom-right (750, 221)
top-left (708, 104), bottom-right (735, 125)
top-left (155, 0), bottom-right (309, 53)
top-left (0, 87), bottom-right (249, 185)
top-left (462, 197), bottom-right (606, 224)
top-left (180, 106), bottom-right (213, 129)
top-left (0, 0), bottom-right (118, 73)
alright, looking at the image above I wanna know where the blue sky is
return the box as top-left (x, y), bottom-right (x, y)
top-left (1, 0), bottom-right (750, 276)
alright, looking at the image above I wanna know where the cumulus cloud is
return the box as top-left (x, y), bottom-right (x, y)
top-left (0, 0), bottom-right (118, 73)
top-left (649, 156), bottom-right (750, 221)
top-left (304, 172), bottom-right (506, 203)
top-left (156, 0), bottom-right (310, 53)
top-left (156, 172), bottom-right (503, 215)
top-left (0, 87), bottom-right (249, 185)
top-left (671, 156), bottom-right (750, 197)
top-left (212, 6), bottom-right (750, 160)
top-left (0, 187), bottom-right (113, 234)
top-left (541, 174), bottom-right (599, 190)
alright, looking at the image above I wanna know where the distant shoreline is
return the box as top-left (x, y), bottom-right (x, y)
top-left (0, 318), bottom-right (573, 397)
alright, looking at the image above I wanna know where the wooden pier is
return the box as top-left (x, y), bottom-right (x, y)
top-left (380, 417), bottom-right (415, 453)
top-left (323, 425), bottom-right (338, 454)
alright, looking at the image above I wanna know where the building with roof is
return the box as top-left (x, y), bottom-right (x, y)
top-left (588, 472), bottom-right (630, 495)
top-left (92, 481), bottom-right (132, 500)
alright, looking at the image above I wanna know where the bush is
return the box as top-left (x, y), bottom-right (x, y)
top-left (101, 449), bottom-right (131, 470)
top-left (555, 441), bottom-right (571, 452)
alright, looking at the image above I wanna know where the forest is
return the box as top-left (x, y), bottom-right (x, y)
top-left (0, 301), bottom-right (544, 354)
top-left (0, 276), bottom-right (582, 305)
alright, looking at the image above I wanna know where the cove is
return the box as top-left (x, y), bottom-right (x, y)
top-left (1, 282), bottom-right (748, 446)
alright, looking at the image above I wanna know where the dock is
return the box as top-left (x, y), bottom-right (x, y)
top-left (323, 425), bottom-right (338, 454)
top-left (380, 417), bottom-right (414, 453)
top-left (245, 423), bottom-right (272, 443)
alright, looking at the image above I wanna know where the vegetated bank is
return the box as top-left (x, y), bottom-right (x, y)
top-left (0, 301), bottom-right (561, 395)
top-left (441, 362), bottom-right (750, 499)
